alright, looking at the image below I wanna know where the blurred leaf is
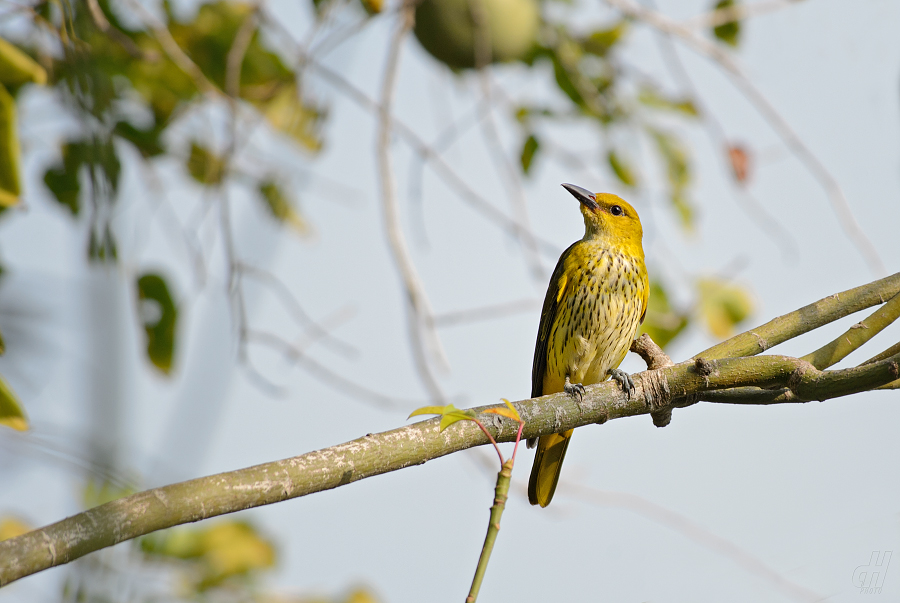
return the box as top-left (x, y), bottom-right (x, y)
top-left (698, 277), bottom-right (754, 339)
top-left (259, 180), bottom-right (311, 235)
top-left (114, 120), bottom-right (165, 158)
top-left (0, 372), bottom-right (27, 431)
top-left (0, 516), bottom-right (30, 541)
top-left (137, 273), bottom-right (178, 374)
top-left (649, 128), bottom-right (694, 231)
top-left (0, 37), bottom-right (47, 89)
top-left (43, 146), bottom-right (82, 215)
top-left (259, 83), bottom-right (324, 152)
top-left (187, 142), bottom-right (225, 185)
top-left (582, 21), bottom-right (627, 57)
top-left (0, 83), bottom-right (19, 206)
top-left (607, 149), bottom-right (638, 187)
top-left (358, 0), bottom-right (382, 15)
top-left (712, 0), bottom-right (741, 47)
top-left (637, 87), bottom-right (699, 117)
top-left (88, 223), bottom-right (118, 262)
top-left (726, 143), bottom-right (750, 184)
top-left (0, 326), bottom-right (4, 354)
top-left (638, 281), bottom-right (689, 349)
top-left (520, 134), bottom-right (540, 175)
top-left (142, 521), bottom-right (275, 589)
top-left (83, 480), bottom-right (133, 508)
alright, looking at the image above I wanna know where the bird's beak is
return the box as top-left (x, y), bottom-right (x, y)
top-left (562, 183), bottom-right (599, 210)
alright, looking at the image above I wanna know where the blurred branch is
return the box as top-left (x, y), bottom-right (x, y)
top-left (122, 0), bottom-right (222, 97)
top-left (376, 6), bottom-right (449, 402)
top-left (237, 262), bottom-right (357, 357)
top-left (640, 1), bottom-right (799, 260)
top-left (257, 7), bottom-right (561, 259)
top-left (477, 73), bottom-right (545, 280)
top-left (682, 0), bottom-right (805, 30)
top-left (433, 298), bottom-right (540, 328)
top-left (606, 0), bottom-right (885, 275)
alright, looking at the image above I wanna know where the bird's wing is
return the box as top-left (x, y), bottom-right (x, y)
top-left (531, 242), bottom-right (578, 398)
top-left (638, 265), bottom-right (650, 325)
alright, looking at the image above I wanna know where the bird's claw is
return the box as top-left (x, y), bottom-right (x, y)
top-left (564, 377), bottom-right (586, 403)
top-left (608, 368), bottom-right (635, 399)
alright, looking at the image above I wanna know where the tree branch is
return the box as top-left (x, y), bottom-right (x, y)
top-left (1, 346), bottom-right (897, 585)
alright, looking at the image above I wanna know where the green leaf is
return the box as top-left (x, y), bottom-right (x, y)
top-left (0, 37), bottom-right (47, 90)
top-left (637, 87), bottom-right (699, 117)
top-left (258, 83), bottom-right (324, 152)
top-left (113, 120), bottom-right (165, 158)
top-left (697, 277), bottom-right (754, 339)
top-left (407, 403), bottom-right (477, 432)
top-left (186, 143), bottom-right (225, 185)
top-left (258, 180), bottom-right (311, 235)
top-left (712, 0), bottom-right (741, 48)
top-left (582, 21), bottom-right (628, 57)
top-left (484, 399), bottom-right (522, 422)
top-left (637, 281), bottom-right (689, 349)
top-left (141, 520), bottom-right (275, 590)
top-left (0, 372), bottom-right (27, 431)
top-left (607, 149), bottom-right (638, 187)
top-left (137, 273), bottom-right (178, 374)
top-left (649, 128), bottom-right (694, 231)
top-left (520, 134), bottom-right (540, 175)
top-left (0, 83), bottom-right (20, 206)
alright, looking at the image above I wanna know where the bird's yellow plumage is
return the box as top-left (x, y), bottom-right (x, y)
top-left (527, 184), bottom-right (648, 507)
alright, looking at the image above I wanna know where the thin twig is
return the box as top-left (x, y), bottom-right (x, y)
top-left (376, 6), bottom-right (449, 403)
top-left (225, 6), bottom-right (259, 98)
top-left (433, 298), bottom-right (540, 328)
top-left (605, 0), bottom-right (885, 275)
top-left (237, 262), bottom-right (358, 357)
top-left (121, 0), bottom-right (221, 97)
top-left (478, 72), bottom-right (545, 280)
top-left (682, 0), bottom-right (805, 30)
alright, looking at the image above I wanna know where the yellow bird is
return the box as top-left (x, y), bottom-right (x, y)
top-left (527, 184), bottom-right (649, 507)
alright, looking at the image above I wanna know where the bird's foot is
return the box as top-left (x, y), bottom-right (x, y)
top-left (608, 368), bottom-right (635, 399)
top-left (564, 376), bottom-right (586, 405)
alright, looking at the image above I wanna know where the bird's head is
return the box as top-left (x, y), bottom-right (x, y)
top-left (562, 183), bottom-right (644, 253)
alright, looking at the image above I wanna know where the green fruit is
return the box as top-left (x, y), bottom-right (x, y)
top-left (413, 0), bottom-right (539, 70)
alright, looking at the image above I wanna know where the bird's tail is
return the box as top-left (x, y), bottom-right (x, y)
top-left (527, 429), bottom-right (573, 507)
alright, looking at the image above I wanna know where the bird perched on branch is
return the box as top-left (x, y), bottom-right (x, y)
top-left (527, 184), bottom-right (648, 507)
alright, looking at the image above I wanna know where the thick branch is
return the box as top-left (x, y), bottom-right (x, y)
top-left (1, 352), bottom-right (897, 586)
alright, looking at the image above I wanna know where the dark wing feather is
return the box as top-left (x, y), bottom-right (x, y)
top-left (531, 242), bottom-right (578, 398)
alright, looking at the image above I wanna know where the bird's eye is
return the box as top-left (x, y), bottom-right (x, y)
top-left (610, 205), bottom-right (624, 216)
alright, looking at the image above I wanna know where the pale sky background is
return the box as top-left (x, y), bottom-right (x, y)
top-left (1, 0), bottom-right (900, 601)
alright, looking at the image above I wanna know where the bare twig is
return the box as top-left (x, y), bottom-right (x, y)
top-left (682, 0), bottom-right (805, 31)
top-left (605, 0), bottom-right (885, 275)
top-left (225, 6), bottom-right (259, 98)
top-left (433, 298), bottom-right (540, 328)
top-left (376, 6), bottom-right (448, 402)
top-left (478, 72), bottom-right (546, 280)
top-left (237, 262), bottom-right (358, 357)
top-left (121, 0), bottom-right (221, 97)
